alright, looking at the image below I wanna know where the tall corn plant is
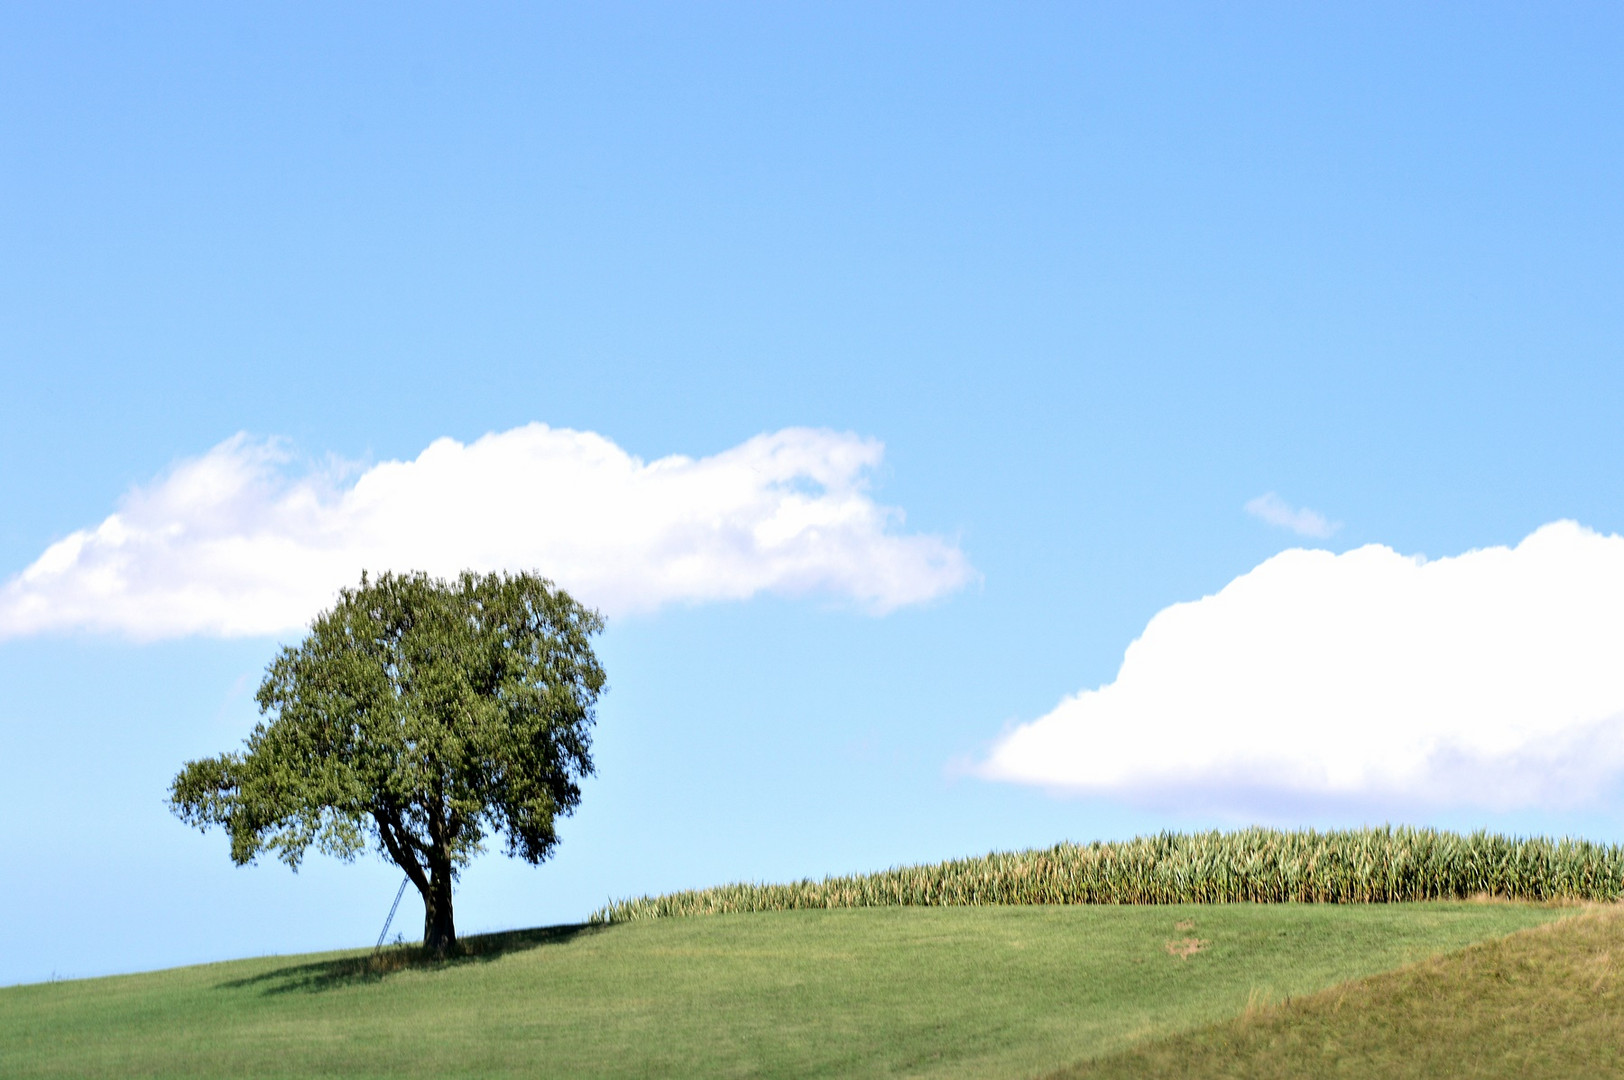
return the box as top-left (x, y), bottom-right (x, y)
top-left (592, 827), bottom-right (1624, 923)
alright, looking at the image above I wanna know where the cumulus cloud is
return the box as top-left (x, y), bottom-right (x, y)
top-left (0, 424), bottom-right (973, 640)
top-left (1245, 492), bottom-right (1340, 538)
top-left (983, 521), bottom-right (1624, 812)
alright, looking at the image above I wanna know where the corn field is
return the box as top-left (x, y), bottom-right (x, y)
top-left (591, 827), bottom-right (1624, 923)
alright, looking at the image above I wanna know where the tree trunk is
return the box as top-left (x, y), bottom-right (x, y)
top-left (422, 868), bottom-right (456, 953)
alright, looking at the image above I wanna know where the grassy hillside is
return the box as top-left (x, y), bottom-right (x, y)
top-left (0, 903), bottom-right (1565, 1079)
top-left (1055, 903), bottom-right (1624, 1079)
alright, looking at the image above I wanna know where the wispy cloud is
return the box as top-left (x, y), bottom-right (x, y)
top-left (1245, 492), bottom-right (1341, 538)
top-left (982, 521), bottom-right (1624, 813)
top-left (0, 424), bottom-right (975, 640)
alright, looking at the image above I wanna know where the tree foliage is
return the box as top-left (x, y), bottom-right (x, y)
top-left (170, 570), bottom-right (606, 951)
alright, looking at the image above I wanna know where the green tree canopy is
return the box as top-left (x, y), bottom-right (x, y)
top-left (170, 570), bottom-right (606, 951)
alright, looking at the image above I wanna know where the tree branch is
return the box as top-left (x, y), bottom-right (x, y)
top-left (374, 805), bottom-right (430, 896)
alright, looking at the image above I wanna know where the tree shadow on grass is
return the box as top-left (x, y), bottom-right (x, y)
top-left (217, 922), bottom-right (614, 996)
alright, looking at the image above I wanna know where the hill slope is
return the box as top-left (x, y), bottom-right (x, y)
top-left (0, 903), bottom-right (1564, 1079)
top-left (1053, 903), bottom-right (1624, 1079)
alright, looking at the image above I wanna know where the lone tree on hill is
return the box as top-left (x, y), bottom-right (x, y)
top-left (171, 570), bottom-right (606, 953)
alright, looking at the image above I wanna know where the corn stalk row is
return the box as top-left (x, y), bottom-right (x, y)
top-left (591, 827), bottom-right (1624, 923)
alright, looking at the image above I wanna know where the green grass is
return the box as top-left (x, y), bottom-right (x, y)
top-left (0, 903), bottom-right (1568, 1079)
top-left (595, 827), bottom-right (1624, 921)
top-left (1054, 903), bottom-right (1624, 1079)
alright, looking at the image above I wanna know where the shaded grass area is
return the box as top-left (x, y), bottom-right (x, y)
top-left (0, 903), bottom-right (1567, 1079)
top-left (1053, 904), bottom-right (1624, 1080)
top-left (596, 827), bottom-right (1624, 921)
top-left (213, 924), bottom-right (598, 995)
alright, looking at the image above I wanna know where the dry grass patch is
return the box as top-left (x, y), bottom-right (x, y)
top-left (1164, 938), bottom-right (1208, 960)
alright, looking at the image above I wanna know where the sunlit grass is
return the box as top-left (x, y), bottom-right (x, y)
top-left (0, 903), bottom-right (1566, 1079)
top-left (1054, 903), bottom-right (1624, 1079)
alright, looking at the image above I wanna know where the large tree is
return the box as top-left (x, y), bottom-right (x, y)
top-left (171, 570), bottom-right (606, 952)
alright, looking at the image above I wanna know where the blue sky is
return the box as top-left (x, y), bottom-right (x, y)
top-left (4, 3), bottom-right (1624, 986)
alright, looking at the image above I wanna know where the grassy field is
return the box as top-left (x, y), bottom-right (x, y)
top-left (0, 902), bottom-right (1567, 1079)
top-left (1056, 903), bottom-right (1624, 1079)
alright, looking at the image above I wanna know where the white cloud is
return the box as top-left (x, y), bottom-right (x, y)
top-left (1245, 492), bottom-right (1340, 538)
top-left (983, 521), bottom-right (1624, 812)
top-left (0, 424), bottom-right (974, 640)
